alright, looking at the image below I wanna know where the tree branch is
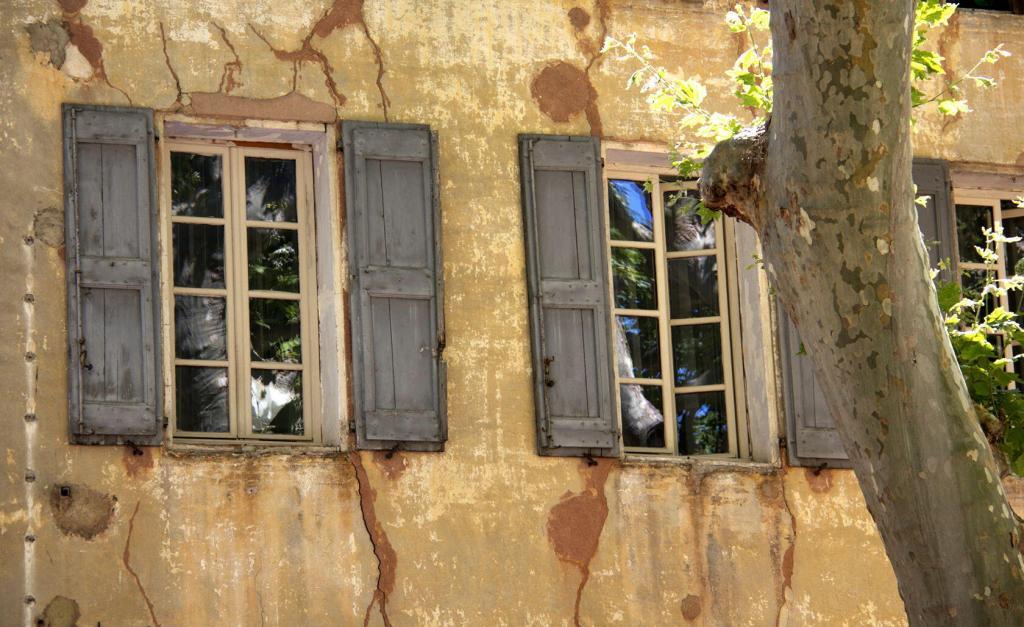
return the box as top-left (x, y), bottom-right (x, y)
top-left (698, 121), bottom-right (768, 228)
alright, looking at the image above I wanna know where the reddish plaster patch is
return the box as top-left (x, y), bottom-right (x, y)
top-left (530, 61), bottom-right (602, 136)
top-left (372, 450), bottom-right (408, 481)
top-left (58, 0), bottom-right (88, 13)
top-left (350, 452), bottom-right (396, 627)
top-left (189, 92), bottom-right (337, 123)
top-left (568, 7), bottom-right (590, 30)
top-left (123, 447), bottom-right (154, 478)
top-left (64, 20), bottom-right (103, 73)
top-left (804, 467), bottom-right (834, 493)
top-left (312, 0), bottom-right (365, 38)
top-left (546, 459), bottom-right (613, 626)
top-left (781, 544), bottom-right (795, 590)
top-left (680, 594), bottom-right (702, 621)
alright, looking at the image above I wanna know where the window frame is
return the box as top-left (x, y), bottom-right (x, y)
top-left (602, 166), bottom-right (749, 459)
top-left (953, 182), bottom-right (1024, 376)
top-left (157, 119), bottom-right (345, 447)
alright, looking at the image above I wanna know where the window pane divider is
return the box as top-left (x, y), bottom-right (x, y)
top-left (175, 358), bottom-right (230, 368)
top-left (250, 361), bottom-right (304, 371)
top-left (246, 219), bottom-right (300, 231)
top-left (675, 384), bottom-right (727, 394)
top-left (665, 248), bottom-right (718, 259)
top-left (670, 316), bottom-right (721, 326)
top-left (609, 239), bottom-right (656, 249)
top-left (248, 289), bottom-right (302, 301)
top-left (614, 308), bottom-right (660, 318)
top-left (619, 376), bottom-right (662, 386)
top-left (173, 286), bottom-right (227, 297)
top-left (170, 215), bottom-right (225, 226)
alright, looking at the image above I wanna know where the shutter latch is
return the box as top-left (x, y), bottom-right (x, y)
top-left (434, 331), bottom-right (446, 358)
top-left (543, 355), bottom-right (555, 387)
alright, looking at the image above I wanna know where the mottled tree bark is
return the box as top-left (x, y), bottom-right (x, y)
top-left (700, 1), bottom-right (1024, 624)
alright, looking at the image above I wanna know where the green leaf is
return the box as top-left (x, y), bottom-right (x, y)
top-left (937, 281), bottom-right (962, 312)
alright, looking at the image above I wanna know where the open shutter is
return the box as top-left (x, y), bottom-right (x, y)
top-left (782, 158), bottom-right (955, 467)
top-left (519, 135), bottom-right (618, 457)
top-left (343, 121), bottom-right (446, 451)
top-left (64, 104), bottom-right (162, 445)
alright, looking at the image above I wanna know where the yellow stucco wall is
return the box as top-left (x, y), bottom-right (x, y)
top-left (1, 1), bottom-right (1023, 625)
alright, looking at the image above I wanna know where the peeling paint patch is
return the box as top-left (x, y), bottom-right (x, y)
top-left (38, 595), bottom-right (80, 627)
top-left (189, 92), bottom-right (336, 123)
top-left (32, 207), bottom-right (64, 249)
top-left (50, 484), bottom-right (116, 540)
top-left (804, 468), bottom-right (834, 493)
top-left (25, 19), bottom-right (70, 68)
top-left (546, 459), bottom-right (613, 626)
top-left (371, 450), bottom-right (407, 481)
top-left (530, 61), bottom-right (602, 136)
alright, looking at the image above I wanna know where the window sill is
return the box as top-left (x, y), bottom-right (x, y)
top-left (621, 453), bottom-right (781, 474)
top-left (165, 442), bottom-right (343, 459)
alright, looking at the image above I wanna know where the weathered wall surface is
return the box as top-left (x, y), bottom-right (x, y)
top-left (1, 1), bottom-right (1022, 625)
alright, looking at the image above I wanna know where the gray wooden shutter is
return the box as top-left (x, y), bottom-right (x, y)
top-left (63, 104), bottom-right (162, 445)
top-left (343, 121), bottom-right (446, 451)
top-left (519, 135), bottom-right (618, 457)
top-left (782, 158), bottom-right (955, 467)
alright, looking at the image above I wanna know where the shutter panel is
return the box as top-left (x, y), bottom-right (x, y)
top-left (63, 104), bottom-right (162, 445)
top-left (519, 135), bottom-right (618, 457)
top-left (913, 159), bottom-right (957, 282)
top-left (782, 158), bottom-right (955, 467)
top-left (343, 121), bottom-right (446, 451)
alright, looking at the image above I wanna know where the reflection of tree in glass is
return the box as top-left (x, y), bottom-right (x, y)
top-left (176, 366), bottom-right (228, 433)
top-left (171, 153), bottom-right (222, 217)
top-left (246, 158), bottom-right (297, 222)
top-left (251, 370), bottom-right (303, 435)
top-left (175, 296), bottom-right (226, 360)
top-left (664, 191), bottom-right (715, 251)
top-left (616, 323), bottom-right (664, 447)
top-left (612, 248), bottom-right (656, 309)
top-left (608, 180), bottom-right (653, 241)
top-left (250, 299), bottom-right (301, 363)
top-left (678, 395), bottom-right (727, 455)
top-left (619, 317), bottom-right (660, 379)
top-left (249, 229), bottom-right (300, 292)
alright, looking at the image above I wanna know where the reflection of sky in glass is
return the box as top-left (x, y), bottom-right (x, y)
top-left (621, 317), bottom-right (640, 334)
top-left (610, 180), bottom-right (652, 232)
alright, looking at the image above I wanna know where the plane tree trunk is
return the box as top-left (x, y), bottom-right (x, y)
top-left (699, 1), bottom-right (1024, 623)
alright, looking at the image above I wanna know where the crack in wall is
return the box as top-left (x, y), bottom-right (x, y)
top-left (348, 452), bottom-right (396, 627)
top-left (122, 500), bottom-right (161, 627)
top-left (776, 475), bottom-right (799, 627)
top-left (212, 21), bottom-right (243, 94)
top-left (546, 459), bottom-right (613, 626)
top-left (158, 22), bottom-right (185, 109)
top-left (249, 21), bottom-right (346, 107)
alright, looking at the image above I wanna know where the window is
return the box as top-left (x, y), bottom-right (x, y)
top-left (954, 185), bottom-right (1024, 374)
top-left (163, 140), bottom-right (322, 442)
top-left (604, 172), bottom-right (746, 458)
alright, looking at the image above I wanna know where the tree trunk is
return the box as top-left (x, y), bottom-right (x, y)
top-left (700, 1), bottom-right (1024, 623)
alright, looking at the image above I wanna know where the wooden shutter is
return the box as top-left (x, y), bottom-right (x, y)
top-left (63, 104), bottom-right (162, 445)
top-left (343, 121), bottom-right (446, 451)
top-left (519, 135), bottom-right (618, 457)
top-left (782, 158), bottom-right (955, 467)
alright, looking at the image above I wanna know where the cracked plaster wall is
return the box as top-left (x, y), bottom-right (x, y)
top-left (1, 1), bottom-right (1023, 625)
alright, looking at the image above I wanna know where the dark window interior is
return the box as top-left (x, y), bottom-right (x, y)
top-left (958, 0), bottom-right (1024, 14)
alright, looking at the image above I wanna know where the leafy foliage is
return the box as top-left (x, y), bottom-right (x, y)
top-left (937, 219), bottom-right (1024, 475)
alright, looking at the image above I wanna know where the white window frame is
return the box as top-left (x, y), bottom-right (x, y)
top-left (602, 147), bottom-right (751, 459)
top-left (157, 118), bottom-right (346, 447)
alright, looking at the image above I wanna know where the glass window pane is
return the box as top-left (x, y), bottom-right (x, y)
top-left (955, 204), bottom-right (993, 264)
top-left (668, 257), bottom-right (719, 318)
top-left (173, 223), bottom-right (225, 288)
top-left (664, 190), bottom-right (715, 251)
top-left (621, 384), bottom-right (664, 448)
top-left (171, 152), bottom-right (223, 217)
top-left (616, 316), bottom-right (661, 379)
top-left (962, 269), bottom-right (997, 318)
top-left (677, 391), bottom-right (728, 455)
top-left (251, 369), bottom-right (303, 435)
top-left (608, 180), bottom-right (654, 242)
top-left (248, 228), bottom-right (300, 292)
top-left (1004, 217), bottom-right (1024, 313)
top-left (612, 248), bottom-right (657, 310)
top-left (176, 366), bottom-right (229, 433)
top-left (174, 296), bottom-right (227, 360)
top-left (672, 324), bottom-right (724, 387)
top-left (249, 298), bottom-right (301, 363)
top-left (246, 157), bottom-right (297, 222)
